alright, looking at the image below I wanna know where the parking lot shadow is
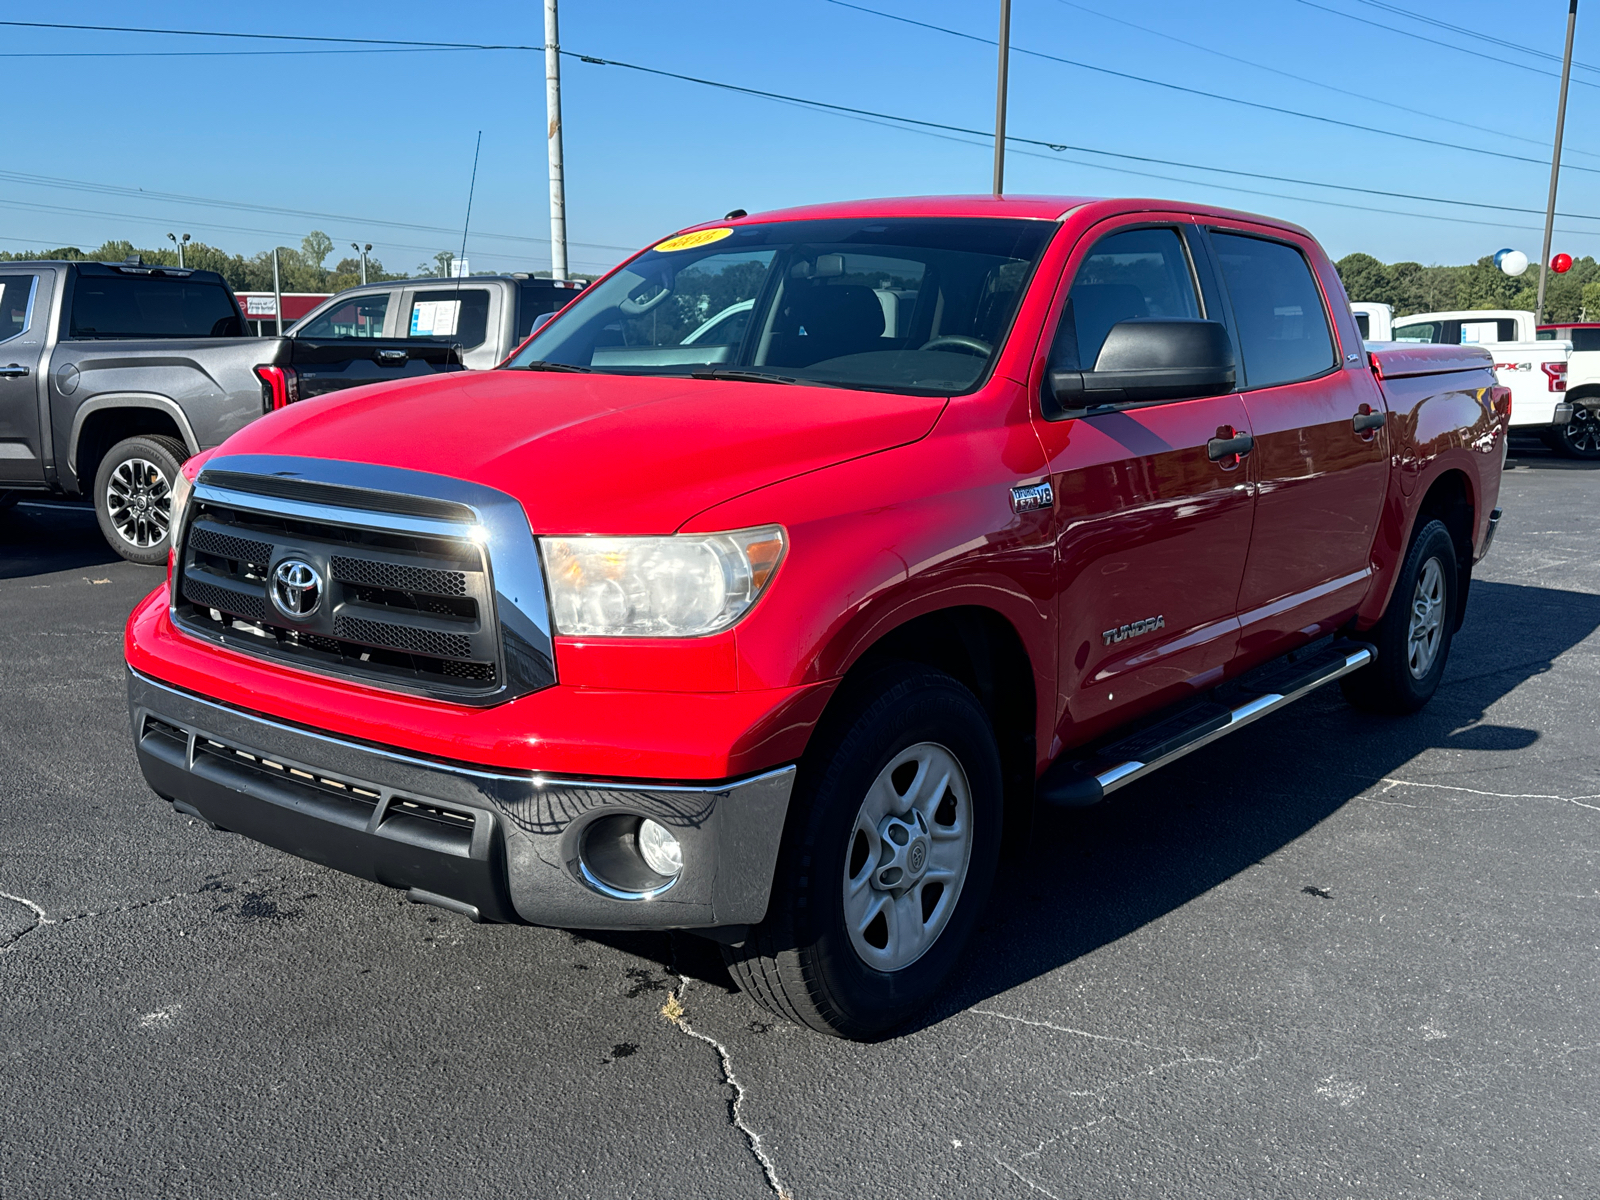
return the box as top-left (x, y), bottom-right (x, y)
top-left (918, 577), bottom-right (1600, 1032)
top-left (0, 501), bottom-right (123, 579)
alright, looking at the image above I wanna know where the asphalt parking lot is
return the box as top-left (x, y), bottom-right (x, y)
top-left (3, 444), bottom-right (1597, 1200)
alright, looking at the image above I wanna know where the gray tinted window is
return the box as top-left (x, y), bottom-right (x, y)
top-left (517, 285), bottom-right (570, 338)
top-left (298, 293), bottom-right (389, 338)
top-left (70, 275), bottom-right (242, 339)
top-left (1052, 227), bottom-right (1199, 371)
top-left (1212, 233), bottom-right (1335, 388)
top-left (0, 274), bottom-right (37, 342)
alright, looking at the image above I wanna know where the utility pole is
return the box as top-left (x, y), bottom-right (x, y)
top-left (166, 232), bottom-right (189, 268)
top-left (351, 242), bottom-right (371, 285)
top-left (1538, 0), bottom-right (1579, 322)
top-left (993, 0), bottom-right (1012, 195)
top-left (544, 0), bottom-right (568, 281)
top-left (272, 248), bottom-right (283, 336)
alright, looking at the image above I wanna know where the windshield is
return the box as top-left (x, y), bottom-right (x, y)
top-left (506, 217), bottom-right (1054, 394)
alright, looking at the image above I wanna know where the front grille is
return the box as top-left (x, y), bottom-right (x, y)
top-left (173, 484), bottom-right (509, 702)
top-left (331, 555), bottom-right (466, 597)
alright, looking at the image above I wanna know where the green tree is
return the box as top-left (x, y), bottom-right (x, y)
top-left (300, 230), bottom-right (334, 271)
top-left (433, 250), bottom-right (454, 278)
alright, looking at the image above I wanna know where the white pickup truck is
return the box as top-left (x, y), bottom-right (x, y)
top-left (1536, 320), bottom-right (1600, 458)
top-left (1350, 302), bottom-right (1392, 341)
top-left (1388, 309), bottom-right (1578, 455)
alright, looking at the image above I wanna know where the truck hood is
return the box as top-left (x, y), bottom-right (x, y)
top-left (216, 370), bottom-right (947, 533)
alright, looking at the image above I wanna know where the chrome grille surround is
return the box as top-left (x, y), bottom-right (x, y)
top-left (170, 454), bottom-right (555, 705)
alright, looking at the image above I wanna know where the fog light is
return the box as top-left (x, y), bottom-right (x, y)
top-left (637, 819), bottom-right (683, 877)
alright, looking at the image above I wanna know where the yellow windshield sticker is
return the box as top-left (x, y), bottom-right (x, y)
top-left (653, 227), bottom-right (735, 253)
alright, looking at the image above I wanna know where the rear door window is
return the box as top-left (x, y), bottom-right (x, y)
top-left (69, 275), bottom-right (243, 339)
top-left (516, 284), bottom-right (572, 338)
top-left (0, 274), bottom-right (38, 343)
top-left (408, 288), bottom-right (491, 348)
top-left (297, 293), bottom-right (390, 338)
top-left (1051, 226), bottom-right (1200, 371)
top-left (1211, 233), bottom-right (1336, 388)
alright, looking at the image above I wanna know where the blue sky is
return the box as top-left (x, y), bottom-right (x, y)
top-left (2, 0), bottom-right (1596, 275)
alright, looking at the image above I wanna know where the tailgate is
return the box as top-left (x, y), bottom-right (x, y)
top-left (288, 338), bottom-right (464, 399)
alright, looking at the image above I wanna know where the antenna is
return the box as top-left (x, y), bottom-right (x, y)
top-left (451, 130), bottom-right (482, 361)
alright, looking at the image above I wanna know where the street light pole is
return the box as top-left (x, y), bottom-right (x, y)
top-left (272, 248), bottom-right (283, 336)
top-left (351, 241), bottom-right (370, 286)
top-left (166, 232), bottom-right (189, 268)
top-left (1538, 0), bottom-right (1579, 323)
top-left (993, 0), bottom-right (1012, 196)
top-left (544, 0), bottom-right (569, 281)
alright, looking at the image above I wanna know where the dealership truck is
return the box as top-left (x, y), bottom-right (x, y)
top-left (125, 196), bottom-right (1508, 1038)
top-left (0, 259), bottom-right (462, 562)
top-left (1388, 309), bottom-right (1577, 453)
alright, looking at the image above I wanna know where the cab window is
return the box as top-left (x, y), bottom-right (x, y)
top-left (1211, 233), bottom-right (1335, 388)
top-left (298, 293), bottom-right (389, 339)
top-left (1050, 227), bottom-right (1200, 371)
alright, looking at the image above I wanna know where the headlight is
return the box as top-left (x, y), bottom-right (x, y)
top-left (169, 467), bottom-right (194, 542)
top-left (540, 526), bottom-right (785, 637)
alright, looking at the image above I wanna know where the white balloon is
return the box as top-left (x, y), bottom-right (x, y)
top-left (1500, 249), bottom-right (1530, 277)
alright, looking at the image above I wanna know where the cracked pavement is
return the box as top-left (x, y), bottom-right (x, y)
top-left (3, 444), bottom-right (1598, 1199)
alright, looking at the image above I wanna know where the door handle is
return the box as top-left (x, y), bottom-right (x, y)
top-left (0, 363), bottom-right (29, 378)
top-left (1207, 430), bottom-right (1254, 462)
top-left (376, 349), bottom-right (408, 365)
top-left (1353, 408), bottom-right (1387, 433)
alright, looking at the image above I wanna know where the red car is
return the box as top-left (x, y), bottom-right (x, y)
top-left (125, 195), bottom-right (1508, 1038)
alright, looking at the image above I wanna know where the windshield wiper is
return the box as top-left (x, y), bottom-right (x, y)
top-left (517, 359), bottom-right (592, 372)
top-left (690, 368), bottom-right (837, 387)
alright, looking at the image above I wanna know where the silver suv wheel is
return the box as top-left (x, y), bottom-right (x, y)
top-left (843, 741), bottom-right (973, 972)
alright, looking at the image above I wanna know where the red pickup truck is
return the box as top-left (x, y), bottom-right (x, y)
top-left (125, 196), bottom-right (1508, 1039)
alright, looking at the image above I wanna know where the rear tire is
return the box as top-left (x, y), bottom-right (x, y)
top-left (1341, 519), bottom-right (1458, 714)
top-left (92, 434), bottom-right (188, 566)
top-left (722, 665), bottom-right (1003, 1039)
top-left (1542, 405), bottom-right (1600, 459)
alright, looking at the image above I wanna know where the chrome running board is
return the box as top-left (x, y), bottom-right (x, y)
top-left (1038, 640), bottom-right (1375, 807)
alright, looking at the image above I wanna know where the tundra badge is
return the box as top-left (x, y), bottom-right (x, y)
top-left (1010, 481), bottom-right (1054, 513)
top-left (1102, 615), bottom-right (1164, 646)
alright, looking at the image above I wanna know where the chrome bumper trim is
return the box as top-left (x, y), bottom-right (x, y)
top-left (127, 668), bottom-right (794, 928)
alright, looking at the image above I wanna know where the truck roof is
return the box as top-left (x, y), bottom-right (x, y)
top-left (0, 259), bottom-right (230, 285)
top-left (674, 194), bottom-right (1316, 239)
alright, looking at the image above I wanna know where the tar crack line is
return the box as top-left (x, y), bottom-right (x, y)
top-left (0, 890), bottom-right (56, 954)
top-left (660, 954), bottom-right (791, 1200)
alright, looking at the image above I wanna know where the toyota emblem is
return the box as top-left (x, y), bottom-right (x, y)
top-left (270, 559), bottom-right (322, 620)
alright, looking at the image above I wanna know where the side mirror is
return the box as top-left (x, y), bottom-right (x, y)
top-left (1047, 318), bottom-right (1235, 418)
top-left (529, 311), bottom-right (558, 335)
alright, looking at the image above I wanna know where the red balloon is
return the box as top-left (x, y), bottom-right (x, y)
top-left (1552, 252), bottom-right (1574, 273)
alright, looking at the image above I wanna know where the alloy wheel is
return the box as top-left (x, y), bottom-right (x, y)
top-left (105, 457), bottom-right (172, 549)
top-left (1562, 406), bottom-right (1600, 455)
top-left (1407, 556), bottom-right (1446, 679)
top-left (843, 741), bottom-right (974, 972)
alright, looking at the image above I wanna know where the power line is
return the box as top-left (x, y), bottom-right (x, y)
top-left (1351, 0), bottom-right (1600, 76)
top-left (0, 47), bottom-right (466, 59)
top-left (0, 19), bottom-right (541, 51)
top-left (1051, 0), bottom-right (1600, 161)
top-left (568, 49), bottom-right (1600, 241)
top-left (0, 169), bottom-right (640, 253)
top-left (822, 0), bottom-right (1600, 173)
top-left (1292, 0), bottom-right (1600, 89)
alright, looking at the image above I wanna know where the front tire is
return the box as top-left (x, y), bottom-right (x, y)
top-left (1342, 519), bottom-right (1458, 714)
top-left (92, 434), bottom-right (188, 565)
top-left (1541, 405), bottom-right (1600, 459)
top-left (723, 665), bottom-right (1003, 1039)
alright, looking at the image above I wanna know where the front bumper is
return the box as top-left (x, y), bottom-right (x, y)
top-left (128, 669), bottom-right (795, 929)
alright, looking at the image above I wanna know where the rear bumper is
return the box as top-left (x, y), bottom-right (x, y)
top-left (128, 668), bottom-right (795, 929)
